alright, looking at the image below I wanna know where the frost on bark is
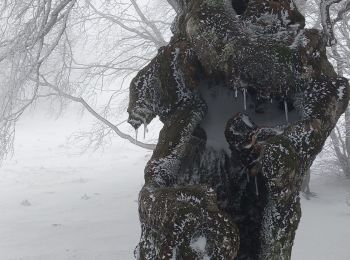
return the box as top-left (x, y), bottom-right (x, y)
top-left (127, 0), bottom-right (350, 259)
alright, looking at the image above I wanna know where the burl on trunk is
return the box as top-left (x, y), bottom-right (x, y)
top-left (127, 0), bottom-right (349, 259)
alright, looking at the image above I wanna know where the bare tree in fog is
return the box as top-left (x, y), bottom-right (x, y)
top-left (317, 0), bottom-right (350, 178)
top-left (293, 0), bottom-right (350, 179)
top-left (328, 0), bottom-right (350, 178)
top-left (0, 0), bottom-right (175, 160)
top-left (0, 0), bottom-right (77, 159)
top-left (0, 1), bottom-right (350, 258)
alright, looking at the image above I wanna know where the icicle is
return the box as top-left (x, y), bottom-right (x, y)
top-left (255, 176), bottom-right (259, 196)
top-left (243, 88), bottom-right (247, 110)
top-left (246, 171), bottom-right (250, 182)
top-left (135, 129), bottom-right (138, 144)
top-left (284, 100), bottom-right (289, 123)
top-left (143, 119), bottom-right (148, 139)
top-left (234, 87), bottom-right (238, 98)
top-left (144, 123), bottom-right (148, 139)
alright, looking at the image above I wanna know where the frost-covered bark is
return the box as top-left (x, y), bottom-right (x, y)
top-left (128, 0), bottom-right (350, 259)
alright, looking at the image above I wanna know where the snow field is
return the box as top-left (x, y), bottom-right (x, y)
top-left (0, 109), bottom-right (349, 260)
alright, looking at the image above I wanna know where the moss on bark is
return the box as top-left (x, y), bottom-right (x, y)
top-left (128, 0), bottom-right (350, 259)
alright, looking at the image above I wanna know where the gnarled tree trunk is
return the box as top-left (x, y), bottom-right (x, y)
top-left (127, 0), bottom-right (350, 259)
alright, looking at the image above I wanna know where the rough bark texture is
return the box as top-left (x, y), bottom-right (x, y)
top-left (127, 0), bottom-right (350, 259)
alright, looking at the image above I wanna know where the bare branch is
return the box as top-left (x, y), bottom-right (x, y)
top-left (320, 0), bottom-right (343, 46)
top-left (333, 0), bottom-right (350, 23)
top-left (39, 76), bottom-right (156, 150)
top-left (130, 0), bottom-right (167, 46)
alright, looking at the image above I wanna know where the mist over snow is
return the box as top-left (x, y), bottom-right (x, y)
top-left (0, 106), bottom-right (349, 260)
top-left (0, 105), bottom-right (148, 260)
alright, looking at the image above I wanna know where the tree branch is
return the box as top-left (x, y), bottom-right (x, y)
top-left (320, 0), bottom-right (343, 46)
top-left (130, 0), bottom-right (167, 46)
top-left (333, 0), bottom-right (350, 23)
top-left (39, 76), bottom-right (156, 150)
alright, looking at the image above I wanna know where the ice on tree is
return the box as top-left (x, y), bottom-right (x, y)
top-left (255, 176), bottom-right (259, 196)
top-left (127, 0), bottom-right (350, 259)
top-left (243, 88), bottom-right (247, 111)
top-left (284, 100), bottom-right (289, 123)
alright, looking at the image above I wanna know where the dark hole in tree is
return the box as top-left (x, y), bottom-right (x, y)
top-left (231, 0), bottom-right (248, 15)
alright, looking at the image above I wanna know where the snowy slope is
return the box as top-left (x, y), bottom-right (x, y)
top-left (0, 109), bottom-right (349, 260)
top-left (0, 109), bottom-right (147, 260)
top-left (293, 175), bottom-right (350, 260)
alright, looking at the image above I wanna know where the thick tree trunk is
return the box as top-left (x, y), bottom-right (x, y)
top-left (128, 0), bottom-right (350, 259)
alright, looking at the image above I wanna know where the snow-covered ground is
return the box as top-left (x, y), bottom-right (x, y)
top-left (1, 108), bottom-right (350, 260)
